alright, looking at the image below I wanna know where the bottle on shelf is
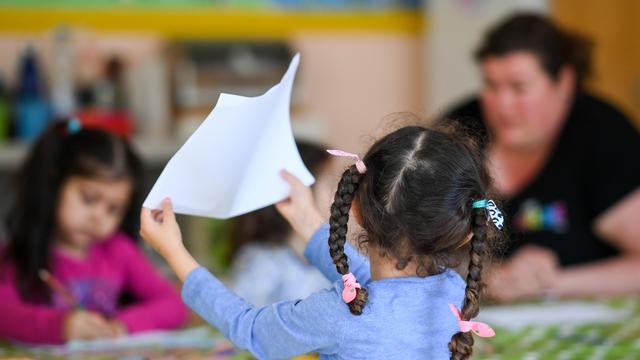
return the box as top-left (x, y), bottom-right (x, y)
top-left (15, 46), bottom-right (50, 141)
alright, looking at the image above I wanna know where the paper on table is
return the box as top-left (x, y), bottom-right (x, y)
top-left (477, 300), bottom-right (632, 330)
top-left (24, 326), bottom-right (225, 355)
top-left (143, 53), bottom-right (314, 219)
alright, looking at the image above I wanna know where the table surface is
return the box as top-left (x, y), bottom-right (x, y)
top-left (474, 297), bottom-right (640, 360)
top-left (2, 298), bottom-right (639, 360)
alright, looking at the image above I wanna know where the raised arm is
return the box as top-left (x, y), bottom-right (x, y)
top-left (553, 188), bottom-right (640, 297)
top-left (183, 267), bottom-right (344, 358)
top-left (139, 199), bottom-right (345, 359)
top-left (276, 170), bottom-right (371, 284)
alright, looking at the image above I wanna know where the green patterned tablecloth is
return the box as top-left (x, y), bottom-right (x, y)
top-left (475, 298), bottom-right (640, 360)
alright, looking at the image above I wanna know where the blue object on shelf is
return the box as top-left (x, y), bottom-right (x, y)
top-left (16, 47), bottom-right (50, 141)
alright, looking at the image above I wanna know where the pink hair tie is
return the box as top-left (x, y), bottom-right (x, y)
top-left (341, 273), bottom-right (361, 303)
top-left (449, 304), bottom-right (495, 337)
top-left (327, 149), bottom-right (367, 174)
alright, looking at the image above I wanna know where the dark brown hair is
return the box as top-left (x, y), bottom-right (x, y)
top-left (327, 120), bottom-right (503, 359)
top-left (475, 13), bottom-right (593, 88)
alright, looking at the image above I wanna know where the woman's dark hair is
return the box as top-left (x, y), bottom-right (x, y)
top-left (3, 120), bottom-right (144, 302)
top-left (327, 120), bottom-right (503, 359)
top-left (475, 13), bottom-right (593, 88)
top-left (231, 140), bottom-right (331, 258)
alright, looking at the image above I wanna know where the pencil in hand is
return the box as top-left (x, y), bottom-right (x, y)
top-left (39, 269), bottom-right (83, 309)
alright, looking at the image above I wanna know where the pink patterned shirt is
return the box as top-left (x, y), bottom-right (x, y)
top-left (0, 232), bottom-right (188, 344)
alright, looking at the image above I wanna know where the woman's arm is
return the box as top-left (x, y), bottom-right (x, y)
top-left (486, 189), bottom-right (640, 302)
top-left (552, 188), bottom-right (640, 297)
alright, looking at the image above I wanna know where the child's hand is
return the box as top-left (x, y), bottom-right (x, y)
top-left (276, 170), bottom-right (324, 241)
top-left (64, 310), bottom-right (116, 341)
top-left (107, 319), bottom-right (128, 337)
top-left (140, 198), bottom-right (200, 281)
top-left (140, 198), bottom-right (184, 259)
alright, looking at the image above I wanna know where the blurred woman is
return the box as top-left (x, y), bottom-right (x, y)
top-left (448, 13), bottom-right (640, 302)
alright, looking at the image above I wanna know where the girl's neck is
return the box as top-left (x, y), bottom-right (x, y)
top-left (369, 247), bottom-right (418, 281)
top-left (488, 141), bottom-right (554, 197)
top-left (54, 233), bottom-right (90, 260)
top-left (56, 242), bottom-right (90, 260)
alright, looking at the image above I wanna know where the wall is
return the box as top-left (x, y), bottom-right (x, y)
top-left (553, 0), bottom-right (640, 127)
top-left (292, 33), bottom-right (424, 152)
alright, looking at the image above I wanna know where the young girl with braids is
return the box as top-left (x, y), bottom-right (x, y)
top-left (141, 122), bottom-right (505, 359)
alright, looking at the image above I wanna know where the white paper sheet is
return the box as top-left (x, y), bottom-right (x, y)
top-left (477, 300), bottom-right (632, 330)
top-left (143, 54), bottom-right (314, 219)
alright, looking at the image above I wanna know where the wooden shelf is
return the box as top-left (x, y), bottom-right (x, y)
top-left (0, 7), bottom-right (424, 39)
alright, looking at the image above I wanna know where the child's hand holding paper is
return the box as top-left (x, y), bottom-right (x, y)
top-left (140, 198), bottom-right (199, 281)
top-left (142, 54), bottom-right (309, 281)
top-left (275, 170), bottom-right (324, 241)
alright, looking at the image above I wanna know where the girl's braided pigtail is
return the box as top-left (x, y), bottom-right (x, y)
top-left (328, 166), bottom-right (368, 315)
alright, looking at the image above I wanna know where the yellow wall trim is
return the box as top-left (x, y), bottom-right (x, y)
top-left (0, 8), bottom-right (424, 39)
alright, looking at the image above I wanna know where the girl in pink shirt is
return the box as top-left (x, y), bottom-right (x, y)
top-left (0, 119), bottom-right (188, 344)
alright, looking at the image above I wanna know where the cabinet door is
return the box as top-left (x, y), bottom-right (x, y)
top-left (553, 0), bottom-right (640, 128)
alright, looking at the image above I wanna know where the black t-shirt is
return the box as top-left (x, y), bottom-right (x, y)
top-left (447, 92), bottom-right (640, 265)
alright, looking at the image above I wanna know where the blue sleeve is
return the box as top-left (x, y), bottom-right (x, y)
top-left (182, 267), bottom-right (345, 359)
top-left (303, 224), bottom-right (371, 285)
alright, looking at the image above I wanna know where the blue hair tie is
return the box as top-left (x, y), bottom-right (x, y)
top-left (472, 199), bottom-right (504, 231)
top-left (67, 118), bottom-right (82, 134)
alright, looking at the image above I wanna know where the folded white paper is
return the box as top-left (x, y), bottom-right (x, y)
top-left (143, 54), bottom-right (314, 219)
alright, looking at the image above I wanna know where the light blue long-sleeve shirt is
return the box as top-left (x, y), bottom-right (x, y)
top-left (182, 224), bottom-right (466, 359)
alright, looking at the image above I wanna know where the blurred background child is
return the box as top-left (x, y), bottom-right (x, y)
top-left (0, 119), bottom-right (187, 344)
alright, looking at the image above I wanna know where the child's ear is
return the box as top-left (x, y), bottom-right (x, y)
top-left (351, 200), bottom-right (363, 227)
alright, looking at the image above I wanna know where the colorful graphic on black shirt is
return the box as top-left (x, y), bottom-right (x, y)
top-left (514, 199), bottom-right (568, 233)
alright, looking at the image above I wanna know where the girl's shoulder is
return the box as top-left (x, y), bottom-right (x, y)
top-left (288, 279), bottom-right (353, 327)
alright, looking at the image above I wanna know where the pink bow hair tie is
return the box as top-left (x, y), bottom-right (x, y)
top-left (341, 273), bottom-right (361, 303)
top-left (327, 149), bottom-right (367, 174)
top-left (449, 304), bottom-right (495, 337)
